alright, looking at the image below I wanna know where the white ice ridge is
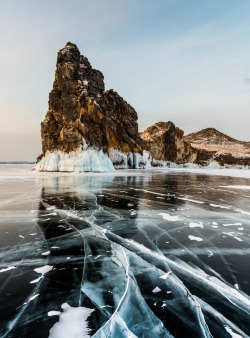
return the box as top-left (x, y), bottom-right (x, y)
top-left (35, 142), bottom-right (115, 173)
top-left (49, 303), bottom-right (94, 338)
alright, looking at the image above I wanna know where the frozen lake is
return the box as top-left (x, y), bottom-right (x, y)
top-left (0, 165), bottom-right (250, 337)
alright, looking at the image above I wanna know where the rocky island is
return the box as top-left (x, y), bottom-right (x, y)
top-left (35, 42), bottom-right (250, 172)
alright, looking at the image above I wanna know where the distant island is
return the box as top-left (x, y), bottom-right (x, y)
top-left (35, 42), bottom-right (250, 172)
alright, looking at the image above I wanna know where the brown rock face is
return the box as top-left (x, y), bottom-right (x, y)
top-left (40, 42), bottom-right (142, 162)
top-left (104, 90), bottom-right (142, 154)
top-left (185, 128), bottom-right (250, 166)
top-left (140, 122), bottom-right (197, 163)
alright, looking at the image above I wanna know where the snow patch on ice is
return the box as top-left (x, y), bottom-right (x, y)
top-left (210, 203), bottom-right (230, 209)
top-left (220, 185), bottom-right (250, 190)
top-left (94, 255), bottom-right (102, 260)
top-left (30, 276), bottom-right (44, 284)
top-left (223, 232), bottom-right (243, 242)
top-left (41, 251), bottom-right (50, 256)
top-left (236, 209), bottom-right (250, 216)
top-left (178, 197), bottom-right (204, 204)
top-left (34, 265), bottom-right (53, 275)
top-left (0, 266), bottom-right (16, 273)
top-left (152, 287), bottom-right (161, 293)
top-left (48, 311), bottom-right (61, 317)
top-left (223, 223), bottom-right (242, 227)
top-left (188, 235), bottom-right (203, 242)
top-left (29, 294), bottom-right (39, 301)
top-left (159, 212), bottom-right (182, 221)
top-left (31, 265), bottom-right (53, 283)
top-left (49, 303), bottom-right (94, 338)
top-left (224, 325), bottom-right (243, 338)
top-left (159, 272), bottom-right (171, 280)
top-left (189, 222), bottom-right (203, 228)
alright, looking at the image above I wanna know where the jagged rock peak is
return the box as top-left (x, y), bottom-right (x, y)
top-left (185, 127), bottom-right (241, 145)
top-left (140, 121), bottom-right (196, 163)
top-left (143, 122), bottom-right (178, 137)
top-left (54, 41), bottom-right (105, 99)
top-left (57, 42), bottom-right (81, 63)
top-left (39, 42), bottom-right (142, 165)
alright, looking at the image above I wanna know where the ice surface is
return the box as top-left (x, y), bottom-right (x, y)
top-left (1, 164), bottom-right (250, 337)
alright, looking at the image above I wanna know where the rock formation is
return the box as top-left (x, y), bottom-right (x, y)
top-left (185, 128), bottom-right (250, 166)
top-left (140, 122), bottom-right (197, 164)
top-left (37, 42), bottom-right (143, 171)
top-left (36, 43), bottom-right (250, 172)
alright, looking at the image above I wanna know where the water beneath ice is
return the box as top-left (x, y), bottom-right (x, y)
top-left (0, 165), bottom-right (250, 337)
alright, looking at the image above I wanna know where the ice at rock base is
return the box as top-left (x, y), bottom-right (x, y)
top-left (35, 144), bottom-right (250, 173)
top-left (109, 148), bottom-right (152, 169)
top-left (35, 148), bottom-right (115, 173)
top-left (109, 148), bottom-right (171, 169)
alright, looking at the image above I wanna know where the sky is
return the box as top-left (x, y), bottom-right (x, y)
top-left (0, 0), bottom-right (250, 161)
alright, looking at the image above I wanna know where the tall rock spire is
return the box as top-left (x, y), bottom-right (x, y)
top-left (40, 42), bottom-right (143, 163)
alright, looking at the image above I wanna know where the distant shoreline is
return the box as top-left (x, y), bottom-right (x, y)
top-left (0, 161), bottom-right (35, 164)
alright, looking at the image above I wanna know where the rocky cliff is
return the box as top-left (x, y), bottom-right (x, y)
top-left (36, 43), bottom-right (249, 172)
top-left (140, 122), bottom-right (197, 164)
top-left (37, 42), bottom-right (143, 171)
top-left (185, 128), bottom-right (250, 166)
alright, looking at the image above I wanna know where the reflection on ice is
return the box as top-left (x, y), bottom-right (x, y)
top-left (0, 167), bottom-right (250, 337)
